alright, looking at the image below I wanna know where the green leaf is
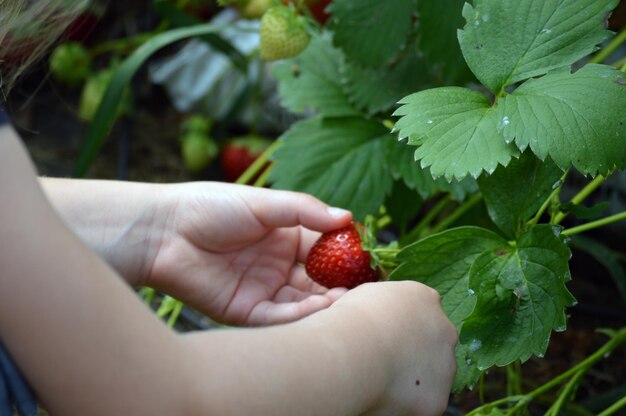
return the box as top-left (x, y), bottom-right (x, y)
top-left (272, 35), bottom-right (360, 118)
top-left (453, 342), bottom-right (483, 393)
top-left (498, 64), bottom-right (626, 175)
top-left (461, 225), bottom-right (576, 369)
top-left (387, 138), bottom-right (479, 201)
top-left (391, 227), bottom-right (505, 328)
top-left (477, 151), bottom-right (564, 238)
top-left (417, 0), bottom-right (473, 85)
top-left (393, 87), bottom-right (519, 181)
top-left (458, 0), bottom-right (618, 94)
top-left (73, 22), bottom-right (227, 177)
top-left (560, 201), bottom-right (609, 220)
top-left (269, 117), bottom-right (394, 220)
top-left (327, 0), bottom-right (415, 68)
top-left (341, 42), bottom-right (428, 115)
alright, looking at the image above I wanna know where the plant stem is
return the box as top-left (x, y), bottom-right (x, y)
top-left (554, 174), bottom-right (607, 224)
top-left (253, 163), bottom-right (273, 187)
top-left (590, 26), bottom-right (626, 64)
top-left (167, 300), bottom-right (183, 329)
top-left (236, 139), bottom-right (281, 185)
top-left (562, 210), bottom-right (626, 236)
top-left (468, 327), bottom-right (626, 416)
top-left (529, 171), bottom-right (568, 227)
top-left (402, 195), bottom-right (452, 243)
top-left (597, 395), bottom-right (626, 416)
top-left (430, 193), bottom-right (483, 234)
top-left (545, 369), bottom-right (586, 416)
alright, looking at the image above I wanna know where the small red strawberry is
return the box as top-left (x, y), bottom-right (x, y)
top-left (305, 222), bottom-right (380, 289)
top-left (220, 135), bottom-right (272, 182)
top-left (259, 6), bottom-right (310, 61)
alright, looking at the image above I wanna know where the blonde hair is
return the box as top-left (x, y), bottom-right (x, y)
top-left (1, 0), bottom-right (90, 92)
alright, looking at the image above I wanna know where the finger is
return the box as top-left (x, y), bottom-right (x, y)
top-left (246, 291), bottom-right (347, 326)
top-left (245, 188), bottom-right (352, 233)
top-left (297, 228), bottom-right (323, 264)
top-left (274, 285), bottom-right (348, 303)
top-left (288, 265), bottom-right (328, 294)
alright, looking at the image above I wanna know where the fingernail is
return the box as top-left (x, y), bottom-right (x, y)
top-left (327, 206), bottom-right (351, 218)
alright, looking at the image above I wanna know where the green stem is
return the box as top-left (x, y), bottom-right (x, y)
top-left (253, 163), bottom-right (273, 187)
top-left (402, 195), bottom-right (452, 243)
top-left (562, 210), bottom-right (626, 236)
top-left (597, 396), bottom-right (626, 416)
top-left (545, 369), bottom-right (586, 416)
top-left (469, 328), bottom-right (626, 416)
top-left (236, 139), bottom-right (281, 185)
top-left (430, 193), bottom-right (483, 234)
top-left (167, 300), bottom-right (184, 328)
top-left (590, 26), bottom-right (626, 64)
top-left (528, 170), bottom-right (568, 227)
top-left (554, 174), bottom-right (607, 224)
top-left (526, 328), bottom-right (626, 400)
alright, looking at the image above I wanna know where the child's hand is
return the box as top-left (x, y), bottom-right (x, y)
top-left (143, 182), bottom-right (353, 326)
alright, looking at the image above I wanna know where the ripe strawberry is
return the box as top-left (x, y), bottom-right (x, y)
top-left (259, 6), bottom-right (310, 61)
top-left (220, 135), bottom-right (272, 182)
top-left (305, 222), bottom-right (380, 289)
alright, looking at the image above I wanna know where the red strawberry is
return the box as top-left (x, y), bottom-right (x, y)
top-left (305, 222), bottom-right (380, 289)
top-left (220, 135), bottom-right (272, 182)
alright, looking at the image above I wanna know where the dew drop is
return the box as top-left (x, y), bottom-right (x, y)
top-left (466, 358), bottom-right (473, 365)
top-left (426, 119), bottom-right (433, 124)
top-left (482, 14), bottom-right (490, 22)
top-left (469, 339), bottom-right (483, 352)
top-left (467, 288), bottom-right (476, 296)
top-left (541, 28), bottom-right (552, 34)
top-left (497, 116), bottom-right (510, 131)
top-left (604, 352), bottom-right (611, 358)
top-left (552, 180), bottom-right (562, 189)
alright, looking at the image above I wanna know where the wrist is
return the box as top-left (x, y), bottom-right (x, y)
top-left (40, 178), bottom-right (167, 285)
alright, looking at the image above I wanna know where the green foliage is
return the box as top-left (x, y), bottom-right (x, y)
top-left (461, 225), bottom-right (575, 369)
top-left (477, 151), bottom-right (563, 238)
top-left (458, 0), bottom-right (618, 94)
top-left (272, 36), bottom-right (360, 117)
top-left (498, 64), bottom-right (626, 175)
top-left (270, 117), bottom-right (395, 220)
top-left (394, 87), bottom-right (520, 180)
top-left (327, 0), bottom-right (416, 67)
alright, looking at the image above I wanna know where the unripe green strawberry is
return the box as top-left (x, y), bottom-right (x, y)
top-left (181, 132), bottom-right (219, 173)
top-left (259, 6), bottom-right (310, 61)
top-left (240, 0), bottom-right (272, 19)
top-left (181, 114), bottom-right (212, 136)
top-left (49, 42), bottom-right (91, 86)
top-left (78, 68), bottom-right (132, 122)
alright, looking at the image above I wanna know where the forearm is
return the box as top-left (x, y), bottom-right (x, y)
top-left (39, 177), bottom-right (169, 285)
top-left (181, 307), bottom-right (392, 416)
top-left (0, 134), bottom-right (191, 415)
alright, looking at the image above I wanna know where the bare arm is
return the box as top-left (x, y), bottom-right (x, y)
top-left (2, 128), bottom-right (456, 415)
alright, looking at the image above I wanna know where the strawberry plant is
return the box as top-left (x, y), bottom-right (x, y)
top-left (52, 0), bottom-right (626, 412)
top-left (255, 0), bottom-right (626, 411)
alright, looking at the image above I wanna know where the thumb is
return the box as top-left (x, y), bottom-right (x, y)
top-left (246, 188), bottom-right (352, 232)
